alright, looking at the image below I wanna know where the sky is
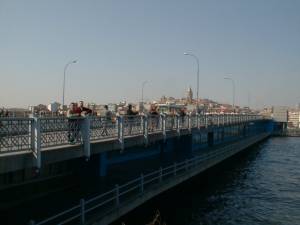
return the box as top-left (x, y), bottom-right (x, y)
top-left (0, 0), bottom-right (300, 109)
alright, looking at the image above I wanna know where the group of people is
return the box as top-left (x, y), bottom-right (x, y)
top-left (67, 101), bottom-right (93, 118)
top-left (67, 101), bottom-right (93, 144)
top-left (66, 101), bottom-right (188, 143)
top-left (67, 101), bottom-right (114, 143)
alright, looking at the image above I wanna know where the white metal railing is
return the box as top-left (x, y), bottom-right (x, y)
top-left (39, 117), bottom-right (83, 148)
top-left (0, 114), bottom-right (264, 166)
top-left (29, 133), bottom-right (267, 225)
top-left (0, 117), bottom-right (33, 153)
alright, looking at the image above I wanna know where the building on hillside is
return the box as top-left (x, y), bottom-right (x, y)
top-left (272, 106), bottom-right (288, 123)
top-left (288, 111), bottom-right (300, 128)
top-left (28, 104), bottom-right (49, 114)
top-left (186, 87), bottom-right (193, 104)
top-left (47, 102), bottom-right (61, 113)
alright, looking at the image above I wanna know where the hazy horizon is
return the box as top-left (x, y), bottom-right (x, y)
top-left (1, 0), bottom-right (300, 109)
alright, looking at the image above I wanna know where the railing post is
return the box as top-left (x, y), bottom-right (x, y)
top-left (118, 116), bottom-right (124, 152)
top-left (159, 167), bottom-right (163, 182)
top-left (196, 113), bottom-right (200, 130)
top-left (80, 198), bottom-right (85, 225)
top-left (140, 173), bottom-right (144, 194)
top-left (115, 184), bottom-right (120, 206)
top-left (81, 117), bottom-right (90, 160)
top-left (174, 162), bottom-right (177, 176)
top-left (217, 115), bottom-right (220, 126)
top-left (161, 114), bottom-right (166, 142)
top-left (143, 115), bottom-right (148, 146)
top-left (31, 116), bottom-right (41, 169)
top-left (176, 115), bottom-right (180, 136)
top-left (205, 115), bottom-right (208, 128)
top-left (188, 113), bottom-right (192, 133)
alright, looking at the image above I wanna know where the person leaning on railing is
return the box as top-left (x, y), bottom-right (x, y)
top-left (101, 105), bottom-right (113, 136)
top-left (67, 103), bottom-right (81, 144)
top-left (126, 104), bottom-right (139, 135)
top-left (149, 104), bottom-right (159, 131)
top-left (78, 101), bottom-right (93, 116)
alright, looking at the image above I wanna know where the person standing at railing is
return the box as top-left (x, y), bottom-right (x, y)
top-left (179, 107), bottom-right (186, 128)
top-left (149, 104), bottom-right (159, 131)
top-left (67, 103), bottom-right (81, 144)
top-left (101, 105), bottom-right (113, 136)
top-left (126, 104), bottom-right (138, 135)
top-left (78, 101), bottom-right (92, 116)
top-left (167, 108), bottom-right (176, 129)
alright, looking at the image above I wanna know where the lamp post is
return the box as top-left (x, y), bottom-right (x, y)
top-left (62, 60), bottom-right (77, 112)
top-left (224, 77), bottom-right (235, 111)
top-left (141, 81), bottom-right (148, 112)
top-left (184, 52), bottom-right (199, 112)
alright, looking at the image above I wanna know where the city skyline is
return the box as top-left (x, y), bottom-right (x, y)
top-left (1, 0), bottom-right (300, 108)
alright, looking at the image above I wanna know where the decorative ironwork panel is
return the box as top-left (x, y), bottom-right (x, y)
top-left (148, 115), bottom-right (162, 133)
top-left (165, 115), bottom-right (176, 131)
top-left (199, 115), bottom-right (206, 127)
top-left (178, 115), bottom-right (189, 129)
top-left (190, 115), bottom-right (198, 128)
top-left (123, 116), bottom-right (143, 136)
top-left (90, 117), bottom-right (118, 141)
top-left (40, 117), bottom-right (82, 148)
top-left (0, 118), bottom-right (33, 152)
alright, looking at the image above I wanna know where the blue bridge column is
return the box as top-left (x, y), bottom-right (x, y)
top-left (99, 152), bottom-right (107, 177)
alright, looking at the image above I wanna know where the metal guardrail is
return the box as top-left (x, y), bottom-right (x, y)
top-left (0, 117), bottom-right (33, 153)
top-left (123, 115), bottom-right (143, 136)
top-left (148, 115), bottom-right (162, 133)
top-left (29, 133), bottom-right (266, 225)
top-left (40, 117), bottom-right (83, 148)
top-left (0, 114), bottom-right (264, 167)
top-left (90, 117), bottom-right (118, 141)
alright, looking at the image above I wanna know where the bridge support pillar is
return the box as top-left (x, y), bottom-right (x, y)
top-left (31, 116), bottom-right (41, 170)
top-left (99, 152), bottom-right (107, 177)
top-left (81, 117), bottom-right (91, 160)
top-left (162, 114), bottom-right (166, 142)
top-left (143, 115), bottom-right (149, 146)
top-left (208, 131), bottom-right (214, 147)
top-left (118, 116), bottom-right (124, 152)
top-left (176, 115), bottom-right (180, 136)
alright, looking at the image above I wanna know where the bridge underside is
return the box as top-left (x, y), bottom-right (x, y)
top-left (90, 133), bottom-right (269, 225)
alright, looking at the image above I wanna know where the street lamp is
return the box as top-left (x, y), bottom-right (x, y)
top-left (224, 77), bottom-right (235, 111)
top-left (141, 81), bottom-right (148, 104)
top-left (62, 60), bottom-right (77, 112)
top-left (141, 81), bottom-right (148, 112)
top-left (184, 52), bottom-right (200, 112)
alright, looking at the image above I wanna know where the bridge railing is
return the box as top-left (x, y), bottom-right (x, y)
top-left (123, 115), bottom-right (143, 137)
top-left (90, 116), bottom-right (118, 141)
top-left (147, 115), bottom-right (162, 133)
top-left (0, 114), bottom-right (264, 165)
top-left (39, 117), bottom-right (83, 148)
top-left (28, 134), bottom-right (266, 225)
top-left (0, 117), bottom-right (34, 153)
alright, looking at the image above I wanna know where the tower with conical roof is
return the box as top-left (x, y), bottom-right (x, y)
top-left (186, 86), bottom-right (193, 103)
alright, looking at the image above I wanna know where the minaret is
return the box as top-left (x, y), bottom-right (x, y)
top-left (186, 86), bottom-right (193, 103)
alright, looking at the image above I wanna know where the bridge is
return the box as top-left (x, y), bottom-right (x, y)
top-left (0, 114), bottom-right (273, 225)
